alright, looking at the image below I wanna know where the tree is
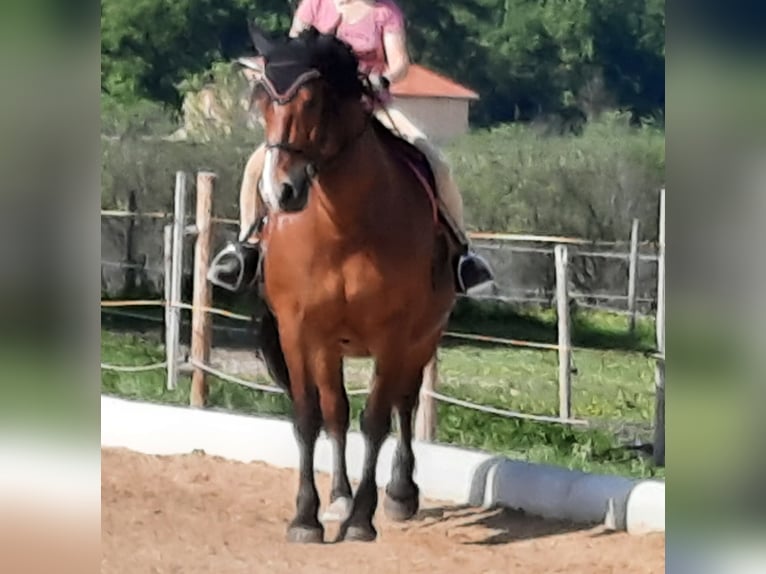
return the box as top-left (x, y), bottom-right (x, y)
top-left (101, 0), bottom-right (665, 126)
top-left (101, 0), bottom-right (293, 106)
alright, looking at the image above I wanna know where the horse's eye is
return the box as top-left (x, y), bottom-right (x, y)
top-left (305, 97), bottom-right (319, 111)
top-left (301, 87), bottom-right (321, 111)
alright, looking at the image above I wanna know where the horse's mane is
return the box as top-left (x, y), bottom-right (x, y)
top-left (261, 27), bottom-right (365, 101)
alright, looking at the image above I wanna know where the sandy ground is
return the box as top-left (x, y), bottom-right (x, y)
top-left (102, 448), bottom-right (665, 574)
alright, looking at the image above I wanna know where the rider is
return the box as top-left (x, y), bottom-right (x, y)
top-left (207, 0), bottom-right (495, 295)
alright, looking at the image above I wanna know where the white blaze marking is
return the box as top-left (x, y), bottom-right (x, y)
top-left (261, 147), bottom-right (282, 212)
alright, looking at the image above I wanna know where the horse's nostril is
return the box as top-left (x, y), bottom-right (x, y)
top-left (280, 183), bottom-right (295, 199)
top-left (279, 176), bottom-right (308, 211)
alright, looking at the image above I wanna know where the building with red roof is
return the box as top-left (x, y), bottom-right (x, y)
top-left (389, 64), bottom-right (480, 142)
top-left (235, 57), bottom-right (479, 142)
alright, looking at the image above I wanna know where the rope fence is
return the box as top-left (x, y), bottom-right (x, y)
top-left (100, 298), bottom-right (652, 356)
top-left (188, 359), bottom-right (373, 397)
top-left (188, 358), bottom-right (286, 394)
top-left (100, 361), bottom-right (168, 373)
top-left (99, 341), bottom-right (591, 427)
top-left (423, 390), bottom-right (589, 426)
top-left (101, 257), bottom-right (659, 316)
top-left (99, 173), bottom-right (666, 465)
top-left (102, 202), bottom-right (660, 317)
top-left (102, 208), bottom-right (657, 248)
top-left (98, 286), bottom-right (654, 429)
top-left (101, 340), bottom-right (595, 427)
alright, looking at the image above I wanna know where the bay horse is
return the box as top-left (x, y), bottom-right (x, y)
top-left (245, 25), bottom-right (459, 543)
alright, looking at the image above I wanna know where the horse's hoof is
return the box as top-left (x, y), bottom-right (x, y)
top-left (383, 492), bottom-right (419, 522)
top-left (341, 523), bottom-right (377, 542)
top-left (286, 524), bottom-right (324, 544)
top-left (321, 497), bottom-right (352, 523)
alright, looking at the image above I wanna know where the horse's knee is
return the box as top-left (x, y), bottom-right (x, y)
top-left (320, 390), bottom-right (350, 436)
top-left (359, 404), bottom-right (391, 440)
top-left (293, 395), bottom-right (322, 439)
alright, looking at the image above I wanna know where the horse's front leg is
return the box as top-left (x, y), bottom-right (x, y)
top-left (286, 380), bottom-right (324, 543)
top-left (338, 364), bottom-right (396, 542)
top-left (318, 361), bottom-right (353, 523)
top-left (277, 324), bottom-right (325, 543)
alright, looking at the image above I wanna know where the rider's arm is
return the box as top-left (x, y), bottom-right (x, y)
top-left (290, 0), bottom-right (315, 37)
top-left (380, 5), bottom-right (410, 83)
top-left (382, 30), bottom-right (410, 83)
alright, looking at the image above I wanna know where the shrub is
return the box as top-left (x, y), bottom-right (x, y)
top-left (101, 109), bottom-right (664, 303)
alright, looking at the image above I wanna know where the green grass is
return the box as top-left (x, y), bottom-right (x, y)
top-left (101, 305), bottom-right (664, 479)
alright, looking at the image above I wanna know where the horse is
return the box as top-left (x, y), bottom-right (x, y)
top-left (244, 24), bottom-right (460, 544)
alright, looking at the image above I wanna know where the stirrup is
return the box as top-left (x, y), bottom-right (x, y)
top-left (207, 243), bottom-right (245, 291)
top-left (207, 241), bottom-right (259, 292)
top-left (457, 251), bottom-right (495, 296)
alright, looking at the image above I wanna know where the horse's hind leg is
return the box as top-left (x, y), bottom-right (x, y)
top-left (252, 306), bottom-right (292, 396)
top-left (384, 385), bottom-right (421, 522)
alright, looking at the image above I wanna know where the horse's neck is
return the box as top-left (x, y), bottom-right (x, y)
top-left (313, 128), bottom-right (385, 231)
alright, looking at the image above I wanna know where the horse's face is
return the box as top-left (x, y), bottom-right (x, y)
top-left (251, 78), bottom-right (329, 213)
top-left (246, 23), bottom-right (367, 214)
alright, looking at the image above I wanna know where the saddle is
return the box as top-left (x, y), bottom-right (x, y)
top-left (369, 115), bottom-right (466, 290)
top-left (369, 116), bottom-right (440, 226)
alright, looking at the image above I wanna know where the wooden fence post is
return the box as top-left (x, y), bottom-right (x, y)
top-left (166, 172), bottom-right (187, 391)
top-left (653, 188), bottom-right (665, 466)
top-left (414, 353), bottom-right (438, 442)
top-left (627, 218), bottom-right (640, 334)
top-left (124, 190), bottom-right (138, 295)
top-left (555, 244), bottom-right (572, 420)
top-left (190, 171), bottom-right (215, 407)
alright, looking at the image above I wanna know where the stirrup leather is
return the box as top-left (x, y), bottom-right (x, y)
top-left (435, 201), bottom-right (469, 251)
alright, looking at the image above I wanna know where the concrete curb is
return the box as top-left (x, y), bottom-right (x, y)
top-left (101, 395), bottom-right (664, 534)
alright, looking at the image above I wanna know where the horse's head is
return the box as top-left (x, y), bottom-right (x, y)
top-left (247, 22), bottom-right (368, 214)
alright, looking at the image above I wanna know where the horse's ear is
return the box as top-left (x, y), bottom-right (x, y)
top-left (247, 20), bottom-right (273, 56)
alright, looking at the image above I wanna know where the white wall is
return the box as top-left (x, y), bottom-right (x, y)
top-left (391, 96), bottom-right (471, 142)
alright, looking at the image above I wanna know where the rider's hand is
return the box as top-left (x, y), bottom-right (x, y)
top-left (368, 73), bottom-right (391, 94)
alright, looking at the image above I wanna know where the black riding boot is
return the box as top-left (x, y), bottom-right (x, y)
top-left (207, 240), bottom-right (261, 293)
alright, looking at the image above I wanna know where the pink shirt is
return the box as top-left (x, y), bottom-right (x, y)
top-left (295, 0), bottom-right (405, 75)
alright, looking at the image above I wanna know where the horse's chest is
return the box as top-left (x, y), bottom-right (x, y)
top-left (271, 253), bottom-right (387, 316)
top-left (312, 260), bottom-right (386, 313)
top-left (264, 227), bottom-right (397, 317)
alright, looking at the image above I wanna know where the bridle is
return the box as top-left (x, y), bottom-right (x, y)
top-left (254, 66), bottom-right (372, 173)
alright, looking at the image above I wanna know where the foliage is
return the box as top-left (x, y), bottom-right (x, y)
top-left (100, 0), bottom-right (665, 126)
top-left (100, 94), bottom-right (179, 138)
top-left (100, 110), bottom-right (662, 301)
top-left (101, 136), bottom-right (257, 216)
top-left (446, 111), bottom-right (664, 237)
top-left (101, 113), bottom-right (662, 237)
top-left (100, 0), bottom-right (293, 106)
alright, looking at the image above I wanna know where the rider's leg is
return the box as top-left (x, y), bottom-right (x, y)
top-left (374, 108), bottom-right (494, 295)
top-left (207, 143), bottom-right (267, 292)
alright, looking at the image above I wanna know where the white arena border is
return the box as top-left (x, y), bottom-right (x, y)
top-left (101, 395), bottom-right (664, 534)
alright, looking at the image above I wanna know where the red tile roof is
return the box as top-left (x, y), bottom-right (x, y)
top-left (390, 64), bottom-right (479, 100)
top-left (237, 57), bottom-right (480, 101)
